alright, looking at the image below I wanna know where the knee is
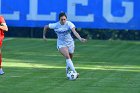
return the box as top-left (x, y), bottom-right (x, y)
top-left (65, 55), bottom-right (70, 59)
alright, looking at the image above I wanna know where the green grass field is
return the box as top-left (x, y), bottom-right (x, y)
top-left (0, 38), bottom-right (140, 93)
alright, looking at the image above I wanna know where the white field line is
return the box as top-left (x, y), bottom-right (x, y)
top-left (3, 38), bottom-right (14, 41)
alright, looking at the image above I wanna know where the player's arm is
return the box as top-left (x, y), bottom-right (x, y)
top-left (0, 23), bottom-right (8, 31)
top-left (43, 25), bottom-right (50, 40)
top-left (71, 27), bottom-right (86, 42)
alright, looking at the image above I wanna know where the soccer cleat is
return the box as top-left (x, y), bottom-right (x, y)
top-left (0, 71), bottom-right (4, 75)
top-left (0, 69), bottom-right (4, 75)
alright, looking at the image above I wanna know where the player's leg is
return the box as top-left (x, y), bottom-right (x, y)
top-left (68, 42), bottom-right (75, 59)
top-left (0, 47), bottom-right (4, 75)
top-left (59, 47), bottom-right (71, 73)
top-left (68, 46), bottom-right (79, 78)
top-left (59, 47), bottom-right (77, 73)
top-left (69, 53), bottom-right (73, 59)
top-left (68, 46), bottom-right (75, 72)
top-left (59, 47), bottom-right (70, 59)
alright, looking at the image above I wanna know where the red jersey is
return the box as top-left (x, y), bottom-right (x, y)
top-left (0, 16), bottom-right (5, 40)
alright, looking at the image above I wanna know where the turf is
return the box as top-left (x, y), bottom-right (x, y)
top-left (0, 38), bottom-right (140, 93)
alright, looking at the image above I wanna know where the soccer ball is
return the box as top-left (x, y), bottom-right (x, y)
top-left (67, 71), bottom-right (77, 80)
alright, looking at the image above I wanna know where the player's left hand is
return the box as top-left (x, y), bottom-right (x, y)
top-left (80, 38), bottom-right (87, 42)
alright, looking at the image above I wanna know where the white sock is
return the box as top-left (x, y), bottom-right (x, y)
top-left (0, 68), bottom-right (2, 71)
top-left (66, 65), bottom-right (69, 74)
top-left (66, 59), bottom-right (77, 73)
top-left (0, 68), bottom-right (4, 73)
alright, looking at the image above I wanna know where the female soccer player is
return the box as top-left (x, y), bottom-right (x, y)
top-left (0, 16), bottom-right (8, 75)
top-left (43, 12), bottom-right (86, 77)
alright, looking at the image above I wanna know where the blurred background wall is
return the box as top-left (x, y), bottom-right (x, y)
top-left (1, 0), bottom-right (140, 40)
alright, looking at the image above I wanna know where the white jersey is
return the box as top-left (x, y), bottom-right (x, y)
top-left (49, 21), bottom-right (75, 50)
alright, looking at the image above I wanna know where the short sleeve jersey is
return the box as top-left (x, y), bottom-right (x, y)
top-left (48, 21), bottom-right (75, 42)
top-left (0, 16), bottom-right (6, 40)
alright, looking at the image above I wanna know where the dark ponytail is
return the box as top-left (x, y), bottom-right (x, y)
top-left (59, 12), bottom-right (67, 20)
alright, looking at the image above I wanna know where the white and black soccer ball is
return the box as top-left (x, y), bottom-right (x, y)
top-left (67, 71), bottom-right (77, 80)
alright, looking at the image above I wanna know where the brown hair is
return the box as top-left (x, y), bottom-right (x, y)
top-left (59, 12), bottom-right (67, 20)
